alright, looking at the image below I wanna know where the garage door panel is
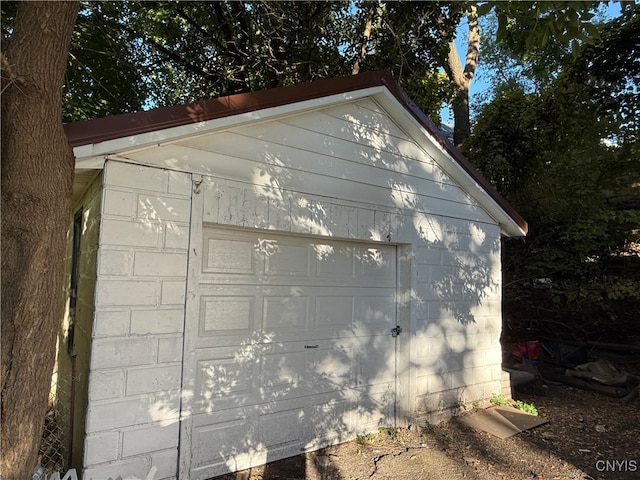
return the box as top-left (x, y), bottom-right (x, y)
top-left (263, 295), bottom-right (310, 328)
top-left (315, 295), bottom-right (354, 327)
top-left (182, 227), bottom-right (397, 479)
top-left (260, 349), bottom-right (306, 390)
top-left (357, 346), bottom-right (396, 387)
top-left (315, 247), bottom-right (355, 279)
top-left (264, 243), bottom-right (311, 277)
top-left (358, 247), bottom-right (395, 280)
top-left (259, 341), bottom-right (355, 396)
top-left (192, 347), bottom-right (257, 414)
top-left (349, 386), bottom-right (395, 432)
top-left (191, 416), bottom-right (251, 470)
top-left (200, 295), bottom-right (255, 334)
top-left (357, 294), bottom-right (396, 329)
top-left (204, 236), bottom-right (256, 275)
top-left (306, 397), bottom-right (352, 449)
top-left (258, 407), bottom-right (305, 449)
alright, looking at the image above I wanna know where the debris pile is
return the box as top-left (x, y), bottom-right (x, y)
top-left (504, 338), bottom-right (640, 402)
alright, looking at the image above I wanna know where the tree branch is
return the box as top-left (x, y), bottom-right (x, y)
top-left (352, 1), bottom-right (378, 75)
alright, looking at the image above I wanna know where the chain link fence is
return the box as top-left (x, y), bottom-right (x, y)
top-left (38, 366), bottom-right (74, 475)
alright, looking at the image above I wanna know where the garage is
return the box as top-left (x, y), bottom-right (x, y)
top-left (179, 224), bottom-right (399, 479)
top-left (61, 71), bottom-right (526, 479)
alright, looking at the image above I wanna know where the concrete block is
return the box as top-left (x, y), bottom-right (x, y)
top-left (84, 432), bottom-right (120, 465)
top-left (94, 310), bottom-right (130, 337)
top-left (98, 249), bottom-right (133, 276)
top-left (130, 309), bottom-right (184, 335)
top-left (168, 171), bottom-right (192, 196)
top-left (161, 281), bottom-right (186, 305)
top-left (462, 349), bottom-right (485, 369)
top-left (449, 370), bottom-right (467, 390)
top-left (137, 195), bottom-right (191, 223)
top-left (501, 370), bottom-right (513, 399)
top-left (436, 352), bottom-right (464, 373)
top-left (164, 222), bottom-right (189, 250)
top-left (484, 380), bottom-right (504, 399)
top-left (103, 189), bottom-right (135, 218)
top-left (427, 373), bottom-right (446, 393)
top-left (470, 332), bottom-right (494, 350)
top-left (429, 265), bottom-right (455, 283)
top-left (462, 383), bottom-right (485, 404)
top-left (149, 449), bottom-right (179, 480)
top-left (96, 280), bottom-right (157, 306)
top-left (91, 337), bottom-right (156, 369)
top-left (126, 365), bottom-right (182, 396)
top-left (157, 336), bottom-right (183, 364)
top-left (121, 423), bottom-right (179, 457)
top-left (416, 245), bottom-right (442, 266)
top-left (83, 455), bottom-right (151, 480)
top-left (101, 218), bottom-right (162, 248)
top-left (472, 366), bottom-right (493, 384)
top-left (89, 369), bottom-right (124, 400)
top-left (134, 252), bottom-right (187, 277)
top-left (105, 161), bottom-right (168, 193)
top-left (445, 334), bottom-right (467, 353)
top-left (86, 394), bottom-right (179, 432)
top-left (484, 347), bottom-right (503, 366)
top-left (416, 264), bottom-right (429, 283)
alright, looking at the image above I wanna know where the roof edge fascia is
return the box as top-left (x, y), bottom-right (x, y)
top-left (72, 86), bottom-right (385, 166)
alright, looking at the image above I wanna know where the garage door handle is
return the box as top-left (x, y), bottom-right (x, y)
top-left (304, 344), bottom-right (319, 349)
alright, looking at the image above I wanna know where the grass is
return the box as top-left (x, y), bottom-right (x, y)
top-left (421, 420), bottom-right (436, 435)
top-left (490, 393), bottom-right (538, 416)
top-left (355, 433), bottom-right (377, 445)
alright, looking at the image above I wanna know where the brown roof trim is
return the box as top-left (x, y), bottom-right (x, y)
top-left (64, 71), bottom-right (393, 148)
top-left (64, 70), bottom-right (527, 234)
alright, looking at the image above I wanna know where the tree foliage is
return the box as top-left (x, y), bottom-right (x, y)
top-left (31, 1), bottom-right (470, 124)
top-left (122, 1), bottom-right (352, 106)
top-left (464, 5), bottom-right (640, 342)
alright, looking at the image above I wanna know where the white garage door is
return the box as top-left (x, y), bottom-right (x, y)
top-left (179, 227), bottom-right (398, 479)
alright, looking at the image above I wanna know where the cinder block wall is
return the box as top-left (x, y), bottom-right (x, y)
top-left (409, 220), bottom-right (504, 423)
top-left (81, 157), bottom-right (506, 477)
top-left (83, 161), bottom-right (192, 480)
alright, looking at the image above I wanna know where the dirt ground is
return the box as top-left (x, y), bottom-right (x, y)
top-left (212, 383), bottom-right (640, 480)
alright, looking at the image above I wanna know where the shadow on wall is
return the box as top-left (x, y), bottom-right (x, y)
top-left (94, 99), bottom-right (505, 479)
top-left (175, 237), bottom-right (400, 479)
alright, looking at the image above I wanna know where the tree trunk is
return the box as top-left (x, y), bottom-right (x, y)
top-left (444, 6), bottom-right (479, 147)
top-left (352, 1), bottom-right (378, 75)
top-left (1, 2), bottom-right (78, 479)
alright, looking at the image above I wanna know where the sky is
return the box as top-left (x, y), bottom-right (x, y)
top-left (439, 1), bottom-right (624, 126)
